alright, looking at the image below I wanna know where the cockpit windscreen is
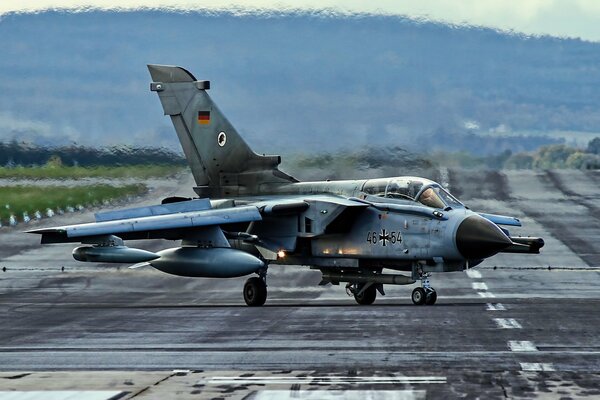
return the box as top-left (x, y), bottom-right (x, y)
top-left (362, 178), bottom-right (425, 200)
top-left (418, 186), bottom-right (463, 209)
top-left (362, 178), bottom-right (464, 209)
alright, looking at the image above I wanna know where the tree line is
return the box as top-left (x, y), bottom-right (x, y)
top-left (0, 141), bottom-right (186, 167)
top-left (435, 137), bottom-right (600, 170)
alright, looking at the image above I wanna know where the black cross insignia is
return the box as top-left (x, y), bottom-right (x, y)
top-left (379, 229), bottom-right (390, 246)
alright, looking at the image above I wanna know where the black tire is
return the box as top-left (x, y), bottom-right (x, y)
top-left (412, 287), bottom-right (426, 305)
top-left (243, 277), bottom-right (267, 306)
top-left (425, 288), bottom-right (437, 305)
top-left (354, 284), bottom-right (377, 305)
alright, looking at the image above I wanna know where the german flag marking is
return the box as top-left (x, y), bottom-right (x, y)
top-left (198, 111), bottom-right (210, 125)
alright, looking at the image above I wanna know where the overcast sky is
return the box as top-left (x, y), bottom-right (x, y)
top-left (3, 1), bottom-right (600, 42)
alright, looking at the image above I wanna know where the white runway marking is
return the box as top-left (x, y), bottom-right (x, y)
top-left (0, 391), bottom-right (123, 400)
top-left (246, 390), bottom-right (426, 400)
top-left (486, 303), bottom-right (506, 311)
top-left (472, 282), bottom-right (488, 290)
top-left (466, 270), bottom-right (482, 279)
top-left (494, 318), bottom-right (522, 329)
top-left (520, 362), bottom-right (555, 372)
top-left (200, 376), bottom-right (447, 385)
top-left (508, 341), bottom-right (538, 352)
top-left (250, 390), bottom-right (426, 400)
top-left (478, 292), bottom-right (496, 298)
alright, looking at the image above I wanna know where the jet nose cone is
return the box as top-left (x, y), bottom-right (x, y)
top-left (456, 215), bottom-right (513, 260)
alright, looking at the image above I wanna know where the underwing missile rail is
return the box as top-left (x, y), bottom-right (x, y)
top-left (320, 270), bottom-right (416, 286)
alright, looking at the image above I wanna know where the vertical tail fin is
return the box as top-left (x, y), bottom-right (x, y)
top-left (147, 64), bottom-right (296, 197)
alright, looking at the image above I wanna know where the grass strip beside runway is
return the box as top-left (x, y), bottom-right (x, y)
top-left (0, 165), bottom-right (183, 180)
top-left (0, 184), bottom-right (147, 223)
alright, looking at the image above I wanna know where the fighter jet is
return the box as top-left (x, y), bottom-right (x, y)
top-left (29, 65), bottom-right (544, 306)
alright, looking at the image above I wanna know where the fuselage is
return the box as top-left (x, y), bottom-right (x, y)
top-left (221, 176), bottom-right (511, 273)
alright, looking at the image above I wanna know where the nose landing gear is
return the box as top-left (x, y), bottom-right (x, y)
top-left (411, 271), bottom-right (437, 306)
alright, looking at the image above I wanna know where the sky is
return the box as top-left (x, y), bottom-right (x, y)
top-left (1, 1), bottom-right (599, 154)
top-left (3, 0), bottom-right (600, 42)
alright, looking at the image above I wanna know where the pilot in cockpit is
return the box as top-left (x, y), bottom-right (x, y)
top-left (418, 186), bottom-right (463, 210)
top-left (419, 187), bottom-right (443, 208)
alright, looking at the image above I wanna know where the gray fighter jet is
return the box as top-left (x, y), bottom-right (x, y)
top-left (29, 65), bottom-right (544, 306)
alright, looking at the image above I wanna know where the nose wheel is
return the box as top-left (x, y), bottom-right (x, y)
top-left (411, 287), bottom-right (437, 305)
top-left (411, 271), bottom-right (438, 305)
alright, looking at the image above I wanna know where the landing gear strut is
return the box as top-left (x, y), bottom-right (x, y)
top-left (243, 269), bottom-right (267, 306)
top-left (411, 268), bottom-right (437, 306)
top-left (346, 282), bottom-right (378, 305)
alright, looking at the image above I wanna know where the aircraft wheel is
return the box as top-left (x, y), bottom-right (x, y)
top-left (244, 277), bottom-right (267, 306)
top-left (411, 287), bottom-right (426, 305)
top-left (354, 284), bottom-right (377, 305)
top-left (425, 288), bottom-right (437, 305)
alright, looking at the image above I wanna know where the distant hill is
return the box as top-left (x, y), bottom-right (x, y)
top-left (0, 10), bottom-right (599, 155)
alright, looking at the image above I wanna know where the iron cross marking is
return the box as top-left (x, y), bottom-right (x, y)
top-left (379, 229), bottom-right (390, 247)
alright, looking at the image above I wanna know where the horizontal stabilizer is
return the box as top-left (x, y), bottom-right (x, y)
top-left (95, 199), bottom-right (211, 222)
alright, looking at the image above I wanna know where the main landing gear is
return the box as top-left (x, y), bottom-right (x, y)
top-left (243, 269), bottom-right (267, 306)
top-left (411, 273), bottom-right (437, 305)
top-left (348, 283), bottom-right (377, 305)
top-left (346, 282), bottom-right (382, 305)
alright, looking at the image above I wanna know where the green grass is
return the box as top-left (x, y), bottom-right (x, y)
top-left (0, 164), bottom-right (184, 180)
top-left (0, 184), bottom-right (147, 223)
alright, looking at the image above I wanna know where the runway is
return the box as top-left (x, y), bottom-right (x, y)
top-left (0, 170), bottom-right (599, 399)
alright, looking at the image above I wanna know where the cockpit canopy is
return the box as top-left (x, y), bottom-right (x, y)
top-left (361, 177), bottom-right (463, 209)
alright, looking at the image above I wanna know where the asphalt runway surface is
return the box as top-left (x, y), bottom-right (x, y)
top-left (0, 170), bottom-right (599, 399)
